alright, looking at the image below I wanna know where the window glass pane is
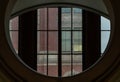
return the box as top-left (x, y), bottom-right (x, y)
top-left (62, 8), bottom-right (71, 28)
top-left (73, 31), bottom-right (82, 52)
top-left (48, 55), bottom-right (58, 77)
top-left (62, 39), bottom-right (71, 52)
top-left (73, 55), bottom-right (82, 74)
top-left (73, 8), bottom-right (82, 29)
top-left (101, 31), bottom-right (110, 53)
top-left (62, 8), bottom-right (71, 13)
top-left (10, 31), bottom-right (18, 53)
top-left (73, 31), bottom-right (82, 39)
top-left (101, 16), bottom-right (110, 30)
top-left (37, 31), bottom-right (47, 54)
top-left (65, 40), bottom-right (71, 51)
top-left (73, 8), bottom-right (82, 13)
top-left (62, 31), bottom-right (71, 51)
top-left (9, 16), bottom-right (19, 30)
top-left (62, 55), bottom-right (71, 77)
top-left (48, 32), bottom-right (58, 54)
top-left (37, 55), bottom-right (47, 75)
top-left (48, 8), bottom-right (58, 30)
top-left (62, 39), bottom-right (66, 52)
top-left (62, 31), bottom-right (71, 39)
top-left (37, 8), bottom-right (47, 30)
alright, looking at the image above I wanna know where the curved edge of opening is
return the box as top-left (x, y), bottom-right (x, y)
top-left (11, 3), bottom-right (109, 19)
top-left (1, 0), bottom-right (119, 81)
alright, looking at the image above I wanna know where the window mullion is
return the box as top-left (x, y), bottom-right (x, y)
top-left (46, 8), bottom-right (49, 75)
top-left (71, 8), bottom-right (73, 76)
top-left (58, 7), bottom-right (62, 77)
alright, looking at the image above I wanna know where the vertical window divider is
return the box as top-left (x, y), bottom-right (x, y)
top-left (46, 8), bottom-right (49, 75)
top-left (71, 8), bottom-right (73, 76)
top-left (58, 7), bottom-right (62, 77)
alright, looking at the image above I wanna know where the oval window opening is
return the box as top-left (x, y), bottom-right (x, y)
top-left (9, 7), bottom-right (111, 77)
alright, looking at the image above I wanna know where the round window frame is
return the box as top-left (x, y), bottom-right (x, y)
top-left (0, 0), bottom-right (119, 82)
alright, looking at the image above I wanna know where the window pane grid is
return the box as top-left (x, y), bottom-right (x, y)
top-left (37, 8), bottom-right (59, 76)
top-left (9, 7), bottom-right (111, 77)
top-left (61, 8), bottom-right (83, 76)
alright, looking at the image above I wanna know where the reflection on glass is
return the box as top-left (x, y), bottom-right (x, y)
top-left (37, 55), bottom-right (47, 75)
top-left (101, 16), bottom-right (110, 53)
top-left (62, 31), bottom-right (71, 52)
top-left (101, 16), bottom-right (110, 30)
top-left (9, 16), bottom-right (19, 30)
top-left (73, 55), bottom-right (82, 74)
top-left (37, 8), bottom-right (47, 30)
top-left (73, 8), bottom-right (82, 29)
top-left (62, 55), bottom-right (71, 76)
top-left (48, 32), bottom-right (58, 54)
top-left (37, 32), bottom-right (47, 54)
top-left (62, 8), bottom-right (71, 13)
top-left (73, 31), bottom-right (82, 52)
top-left (10, 31), bottom-right (18, 53)
top-left (62, 8), bottom-right (71, 28)
top-left (48, 55), bottom-right (58, 76)
top-left (48, 8), bottom-right (58, 30)
top-left (9, 16), bottom-right (18, 53)
top-left (101, 31), bottom-right (110, 53)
